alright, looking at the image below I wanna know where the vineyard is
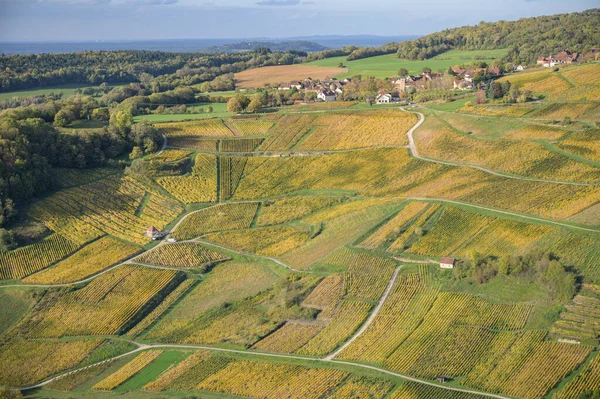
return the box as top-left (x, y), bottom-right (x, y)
top-left (127, 279), bottom-right (195, 337)
top-left (15, 265), bottom-right (181, 337)
top-left (416, 117), bottom-right (600, 184)
top-left (323, 247), bottom-right (397, 301)
top-left (168, 137), bottom-right (219, 150)
top-left (145, 261), bottom-right (277, 341)
top-left (340, 272), bottom-right (439, 363)
top-left (93, 350), bottom-right (163, 390)
top-left (558, 129), bottom-right (600, 163)
top-left (0, 234), bottom-right (79, 280)
top-left (134, 242), bottom-right (230, 270)
top-left (257, 114), bottom-right (318, 151)
top-left (172, 202), bottom-right (259, 240)
top-left (155, 119), bottom-right (233, 137)
top-left (144, 350), bottom-right (232, 391)
top-left (296, 300), bottom-right (372, 356)
top-left (23, 236), bottom-right (140, 284)
top-left (555, 354), bottom-right (600, 399)
top-left (220, 138), bottom-right (264, 152)
top-left (360, 201), bottom-right (429, 249)
top-left (0, 339), bottom-right (103, 387)
top-left (328, 376), bottom-right (394, 399)
top-left (230, 120), bottom-right (274, 136)
top-left (205, 224), bottom-right (310, 257)
top-left (151, 149), bottom-right (192, 162)
top-left (551, 293), bottom-right (600, 341)
top-left (196, 360), bottom-right (349, 399)
top-left (156, 153), bottom-right (217, 203)
top-left (256, 195), bottom-right (341, 226)
top-left (29, 176), bottom-right (183, 245)
top-left (4, 57), bottom-right (600, 399)
top-left (251, 322), bottom-right (324, 353)
top-left (219, 156), bottom-right (248, 199)
top-left (297, 110), bottom-right (415, 150)
top-left (281, 199), bottom-right (398, 269)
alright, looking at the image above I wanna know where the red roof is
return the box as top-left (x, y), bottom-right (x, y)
top-left (146, 226), bottom-right (159, 233)
top-left (440, 257), bottom-right (455, 264)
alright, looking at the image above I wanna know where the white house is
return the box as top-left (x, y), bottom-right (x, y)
top-left (375, 92), bottom-right (392, 104)
top-left (440, 257), bottom-right (455, 269)
top-left (317, 90), bottom-right (337, 102)
top-left (516, 65), bottom-right (528, 71)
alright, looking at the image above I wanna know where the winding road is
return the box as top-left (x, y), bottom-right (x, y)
top-left (400, 107), bottom-right (596, 187)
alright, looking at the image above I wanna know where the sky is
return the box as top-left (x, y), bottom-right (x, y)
top-left (0, 0), bottom-right (597, 42)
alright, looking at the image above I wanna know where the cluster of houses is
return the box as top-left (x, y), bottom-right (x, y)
top-left (450, 65), bottom-right (502, 91)
top-left (537, 50), bottom-right (580, 67)
top-left (273, 49), bottom-right (591, 102)
top-left (278, 77), bottom-right (349, 102)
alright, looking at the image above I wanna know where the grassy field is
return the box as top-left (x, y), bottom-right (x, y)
top-left (134, 102), bottom-right (231, 122)
top-left (0, 83), bottom-right (107, 101)
top-left (306, 49), bottom-right (509, 79)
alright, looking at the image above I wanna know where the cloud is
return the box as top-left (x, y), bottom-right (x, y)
top-left (256, 0), bottom-right (300, 5)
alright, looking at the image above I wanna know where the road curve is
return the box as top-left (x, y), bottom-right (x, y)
top-left (324, 266), bottom-right (401, 360)
top-left (400, 108), bottom-right (596, 187)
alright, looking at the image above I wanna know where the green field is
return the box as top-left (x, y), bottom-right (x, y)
top-left (0, 83), bottom-right (106, 101)
top-left (306, 49), bottom-right (509, 79)
top-left (134, 102), bottom-right (231, 122)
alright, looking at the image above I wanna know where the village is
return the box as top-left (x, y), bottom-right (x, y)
top-left (272, 49), bottom-right (595, 104)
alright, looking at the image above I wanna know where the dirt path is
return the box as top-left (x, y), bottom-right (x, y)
top-left (324, 266), bottom-right (401, 360)
top-left (195, 239), bottom-right (310, 273)
top-left (19, 340), bottom-right (510, 399)
top-left (404, 196), bottom-right (600, 233)
top-left (400, 108), bottom-right (596, 187)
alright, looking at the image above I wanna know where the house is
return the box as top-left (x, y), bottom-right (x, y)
top-left (375, 91), bottom-right (392, 104)
top-left (440, 257), bottom-right (455, 269)
top-left (487, 66), bottom-right (501, 76)
top-left (554, 50), bottom-right (579, 64)
top-left (317, 90), bottom-right (337, 102)
top-left (278, 81), bottom-right (302, 91)
top-left (145, 226), bottom-right (163, 240)
top-left (516, 64), bottom-right (528, 71)
top-left (537, 51), bottom-right (579, 68)
top-left (453, 79), bottom-right (473, 90)
top-left (537, 57), bottom-right (557, 68)
top-left (436, 376), bottom-right (449, 383)
top-left (451, 66), bottom-right (466, 76)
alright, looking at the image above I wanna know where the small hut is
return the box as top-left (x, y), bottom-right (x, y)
top-left (145, 226), bottom-right (162, 240)
top-left (440, 257), bottom-right (455, 269)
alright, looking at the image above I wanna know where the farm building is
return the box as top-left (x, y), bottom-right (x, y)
top-left (145, 226), bottom-right (164, 240)
top-left (440, 257), bottom-right (455, 269)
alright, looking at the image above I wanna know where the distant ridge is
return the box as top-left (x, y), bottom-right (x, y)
top-left (0, 35), bottom-right (420, 55)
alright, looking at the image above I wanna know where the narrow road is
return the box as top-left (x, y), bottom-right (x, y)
top-left (392, 256), bottom-right (438, 264)
top-left (404, 196), bottom-right (600, 234)
top-left (400, 108), bottom-right (596, 187)
top-left (324, 266), bottom-right (401, 360)
top-left (195, 239), bottom-right (310, 273)
top-left (19, 340), bottom-right (510, 399)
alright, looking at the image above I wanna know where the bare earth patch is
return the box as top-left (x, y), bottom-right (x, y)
top-left (235, 65), bottom-right (346, 89)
